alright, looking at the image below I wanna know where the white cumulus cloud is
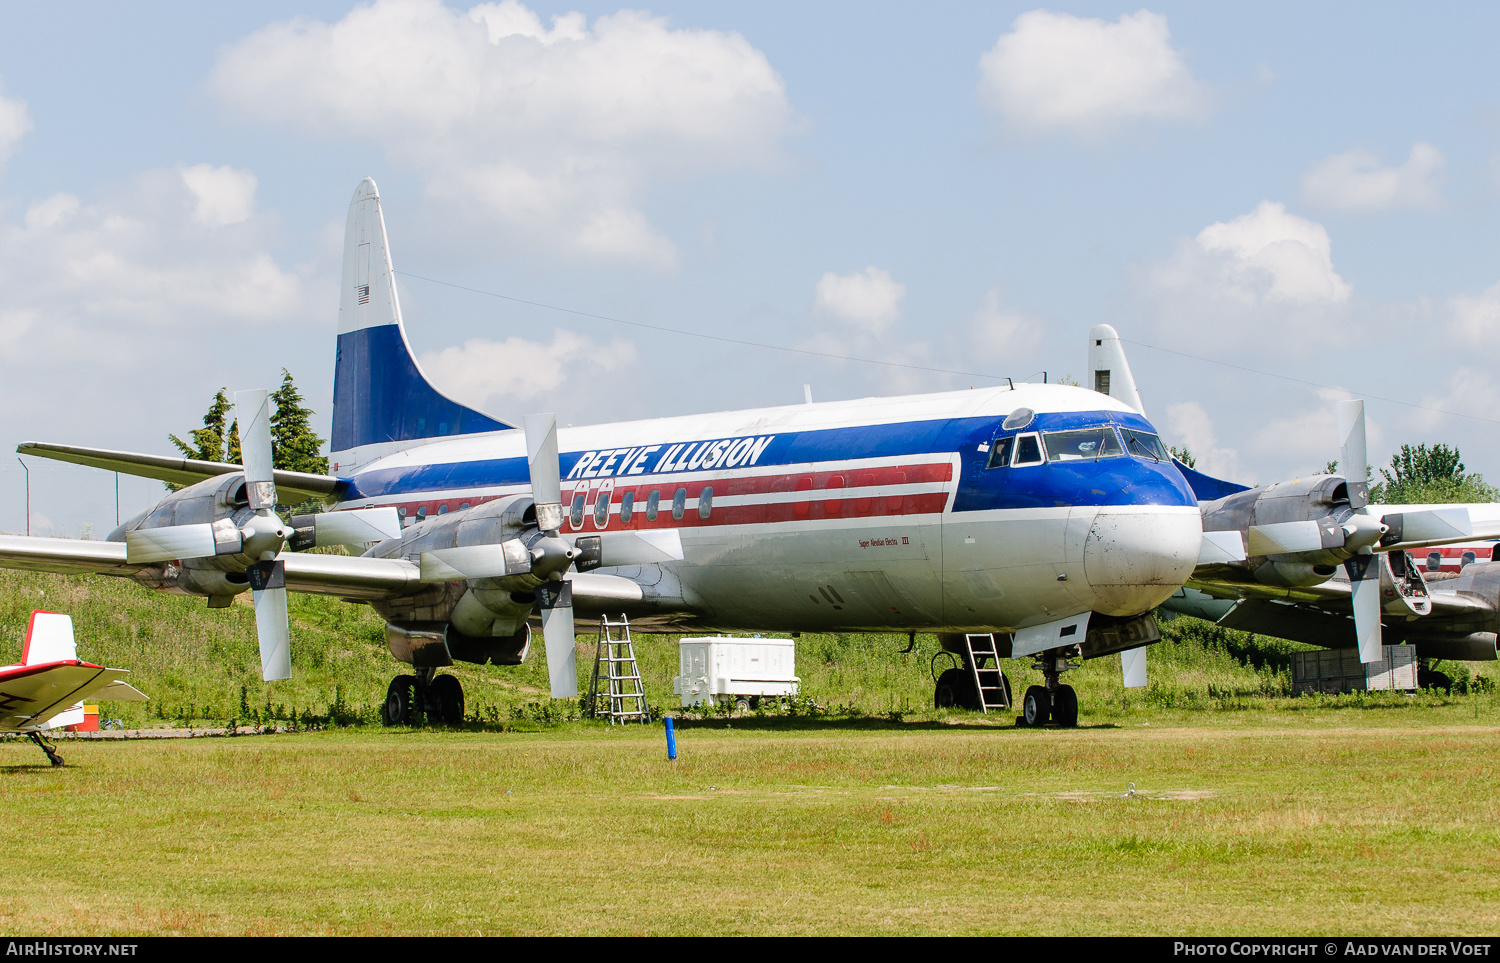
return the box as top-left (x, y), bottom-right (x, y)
top-left (180, 164), bottom-right (258, 227)
top-left (1300, 142), bottom-right (1445, 212)
top-left (0, 79), bottom-right (32, 167)
top-left (418, 329), bottom-right (638, 412)
top-left (210, 0), bottom-right (795, 268)
top-left (1164, 401), bottom-right (1243, 482)
top-left (977, 9), bottom-right (1205, 137)
top-left (813, 266), bottom-right (906, 330)
top-left (968, 286), bottom-right (1042, 355)
top-left (1159, 201), bottom-right (1351, 307)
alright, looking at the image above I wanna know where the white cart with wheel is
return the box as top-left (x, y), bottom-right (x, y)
top-left (672, 636), bottom-right (800, 710)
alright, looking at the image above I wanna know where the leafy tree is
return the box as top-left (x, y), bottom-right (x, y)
top-left (1168, 445), bottom-right (1196, 469)
top-left (269, 369), bottom-right (328, 475)
top-left (1370, 443), bottom-right (1499, 504)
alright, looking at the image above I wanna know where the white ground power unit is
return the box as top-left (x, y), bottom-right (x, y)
top-left (672, 636), bottom-right (800, 710)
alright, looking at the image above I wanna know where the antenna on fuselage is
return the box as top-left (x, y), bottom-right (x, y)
top-left (1087, 324), bottom-right (1145, 415)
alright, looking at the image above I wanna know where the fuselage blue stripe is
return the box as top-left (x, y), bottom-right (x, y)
top-left (337, 409), bottom-right (1196, 511)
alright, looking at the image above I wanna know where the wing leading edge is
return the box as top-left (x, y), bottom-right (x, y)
top-left (16, 442), bottom-right (343, 505)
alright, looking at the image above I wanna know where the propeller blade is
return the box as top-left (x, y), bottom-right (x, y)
top-left (523, 413), bottom-right (563, 532)
top-left (1121, 647), bottom-right (1147, 689)
top-left (235, 389), bottom-right (277, 511)
top-left (1337, 399), bottom-right (1369, 510)
top-left (1379, 507), bottom-right (1472, 550)
top-left (419, 540), bottom-right (532, 582)
top-left (291, 507), bottom-right (402, 549)
top-left (1246, 519), bottom-right (1334, 556)
top-left (247, 560), bottom-right (291, 680)
top-left (1345, 554), bottom-right (1383, 664)
top-left (126, 519), bottom-right (242, 564)
top-left (536, 581), bottom-right (577, 698)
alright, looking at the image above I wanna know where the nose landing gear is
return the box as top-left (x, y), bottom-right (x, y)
top-left (1018, 646), bottom-right (1080, 728)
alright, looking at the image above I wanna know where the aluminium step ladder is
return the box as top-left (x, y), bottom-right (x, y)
top-left (588, 615), bottom-right (652, 725)
top-left (964, 633), bottom-right (1012, 713)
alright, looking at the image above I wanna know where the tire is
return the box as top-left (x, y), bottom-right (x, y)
top-left (1052, 685), bottom-right (1078, 728)
top-left (734, 698), bottom-right (750, 713)
top-left (1022, 686), bottom-right (1051, 727)
top-left (935, 668), bottom-right (977, 709)
top-left (430, 674), bottom-right (465, 725)
top-left (383, 675), bottom-right (416, 726)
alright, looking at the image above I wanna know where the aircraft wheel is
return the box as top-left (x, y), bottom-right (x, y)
top-left (1053, 685), bottom-right (1078, 728)
top-left (1022, 686), bottom-right (1051, 727)
top-left (734, 697), bottom-right (750, 713)
top-left (430, 674), bottom-right (465, 725)
top-left (935, 668), bottom-right (974, 709)
top-left (383, 675), bottom-right (416, 726)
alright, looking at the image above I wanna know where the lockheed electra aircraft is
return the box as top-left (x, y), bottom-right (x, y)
top-left (2, 179), bottom-right (1226, 729)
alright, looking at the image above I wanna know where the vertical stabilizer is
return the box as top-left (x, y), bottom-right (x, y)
top-left (1087, 324), bottom-right (1146, 415)
top-left (22, 611), bottom-right (76, 665)
top-left (330, 178), bottom-right (513, 473)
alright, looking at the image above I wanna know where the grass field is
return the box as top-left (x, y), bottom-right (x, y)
top-left (0, 570), bottom-right (1498, 934)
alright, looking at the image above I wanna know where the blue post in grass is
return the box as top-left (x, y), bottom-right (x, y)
top-left (664, 716), bottom-right (677, 760)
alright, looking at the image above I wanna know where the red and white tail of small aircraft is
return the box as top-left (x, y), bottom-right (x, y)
top-left (0, 611), bottom-right (147, 766)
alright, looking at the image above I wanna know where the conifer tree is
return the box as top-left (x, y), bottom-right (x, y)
top-left (269, 368), bottom-right (328, 475)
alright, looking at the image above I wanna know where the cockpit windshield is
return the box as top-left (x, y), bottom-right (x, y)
top-left (1043, 427), bottom-right (1124, 462)
top-left (1120, 429), bottom-right (1169, 462)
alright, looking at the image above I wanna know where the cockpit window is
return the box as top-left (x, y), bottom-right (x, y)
top-left (986, 436), bottom-right (1014, 469)
top-left (1012, 433), bottom-right (1044, 466)
top-left (1121, 429), bottom-right (1169, 462)
top-left (1043, 427), bottom-right (1124, 462)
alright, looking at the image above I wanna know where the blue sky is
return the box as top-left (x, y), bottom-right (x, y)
top-left (2, 1), bottom-right (1499, 531)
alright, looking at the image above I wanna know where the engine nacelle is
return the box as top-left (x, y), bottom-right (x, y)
top-left (108, 473), bottom-right (264, 600)
top-left (1202, 474), bottom-right (1358, 583)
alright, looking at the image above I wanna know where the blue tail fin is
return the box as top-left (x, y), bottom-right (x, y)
top-left (330, 179), bottom-right (512, 473)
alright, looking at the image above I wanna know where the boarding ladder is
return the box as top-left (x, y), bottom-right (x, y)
top-left (588, 615), bottom-right (652, 725)
top-left (964, 633), bottom-right (1012, 713)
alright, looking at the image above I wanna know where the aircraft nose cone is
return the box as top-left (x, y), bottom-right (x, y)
top-left (1082, 507), bottom-right (1201, 616)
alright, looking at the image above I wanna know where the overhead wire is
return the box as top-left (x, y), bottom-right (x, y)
top-left (397, 271), bottom-right (1500, 427)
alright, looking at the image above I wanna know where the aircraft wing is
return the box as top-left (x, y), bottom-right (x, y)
top-left (17, 442), bottom-right (343, 504)
top-left (1188, 573), bottom-right (1490, 617)
top-left (0, 661), bottom-right (134, 730)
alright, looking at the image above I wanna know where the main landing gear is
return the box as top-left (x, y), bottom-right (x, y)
top-left (382, 668), bottom-right (466, 726)
top-left (1018, 646), bottom-right (1080, 729)
top-left (28, 731), bottom-right (63, 767)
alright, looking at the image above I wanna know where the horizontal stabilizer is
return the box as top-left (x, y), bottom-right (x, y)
top-left (0, 662), bottom-right (132, 730)
top-left (1174, 459), bottom-right (1251, 502)
top-left (93, 680), bottom-right (148, 702)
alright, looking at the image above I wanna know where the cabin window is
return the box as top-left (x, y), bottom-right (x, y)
top-left (1463, 552), bottom-right (1477, 570)
top-left (620, 492), bottom-right (635, 525)
top-left (825, 475), bottom-right (845, 513)
top-left (397, 506), bottom-right (407, 518)
top-left (855, 473), bottom-right (875, 513)
top-left (416, 506), bottom-right (427, 520)
top-left (646, 489), bottom-right (660, 521)
top-left (1012, 433), bottom-right (1044, 466)
top-left (672, 488), bottom-right (687, 521)
top-left (887, 471), bottom-right (905, 512)
top-left (698, 486), bottom-right (713, 519)
top-left (460, 502), bottom-right (470, 511)
top-left (595, 490), bottom-right (611, 528)
top-left (986, 436), bottom-right (1014, 469)
top-left (1427, 552), bottom-right (1442, 572)
top-left (437, 504), bottom-right (448, 515)
top-left (793, 476), bottom-right (813, 518)
top-left (1044, 427), bottom-right (1124, 462)
top-left (570, 492), bottom-right (586, 528)
top-left (1121, 428), bottom-right (1169, 462)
